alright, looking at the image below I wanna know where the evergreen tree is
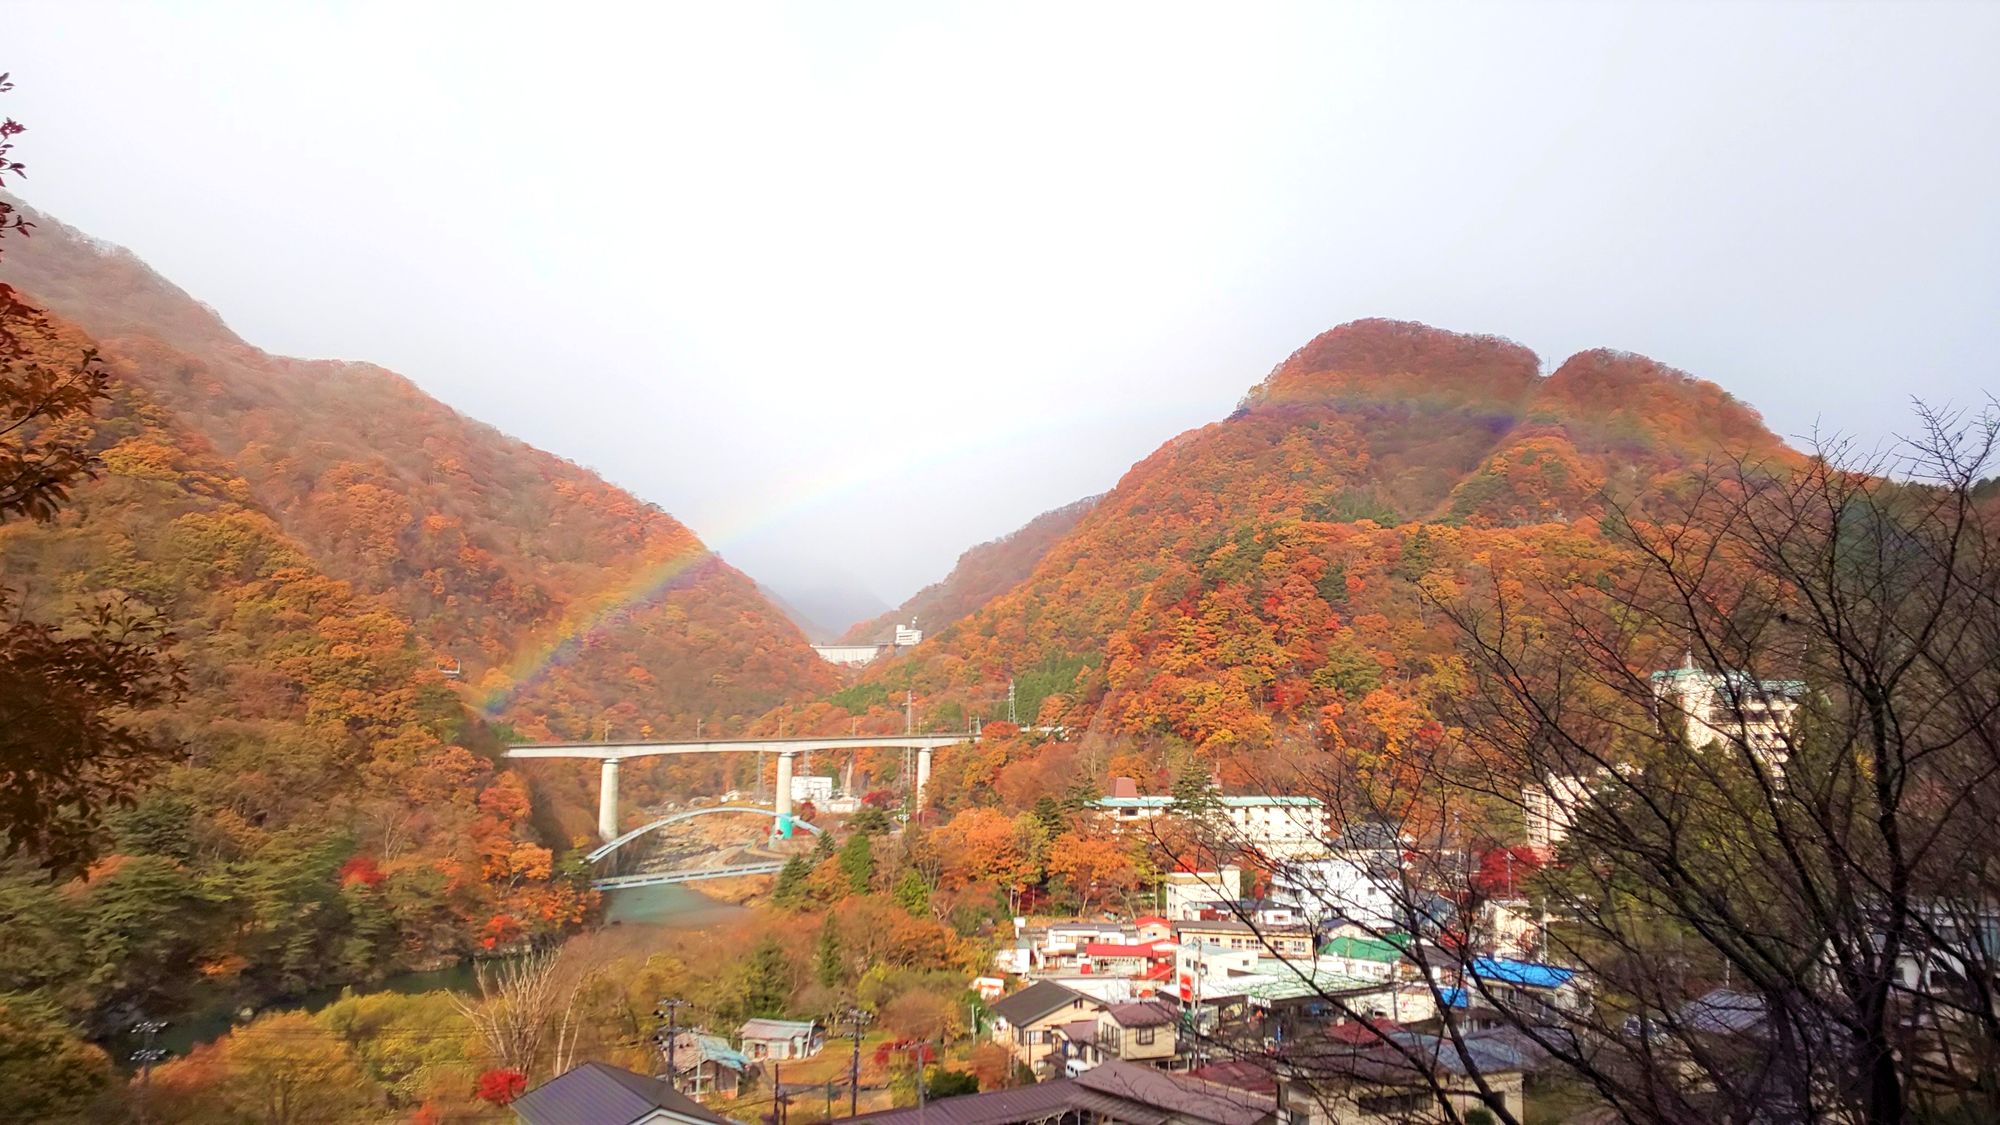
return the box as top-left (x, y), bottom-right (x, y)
top-left (812, 827), bottom-right (838, 861)
top-left (839, 834), bottom-right (875, 894)
top-left (773, 855), bottom-right (810, 909)
top-left (1030, 795), bottom-right (1067, 840)
top-left (1059, 772), bottom-right (1102, 816)
top-left (814, 915), bottom-right (843, 989)
top-left (740, 936), bottom-right (791, 1019)
top-left (893, 869), bottom-right (930, 916)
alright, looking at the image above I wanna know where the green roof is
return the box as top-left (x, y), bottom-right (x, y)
top-left (1237, 960), bottom-right (1384, 1002)
top-left (1319, 934), bottom-right (1410, 963)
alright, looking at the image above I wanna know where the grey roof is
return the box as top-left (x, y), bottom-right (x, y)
top-left (1104, 1000), bottom-right (1178, 1029)
top-left (849, 1077), bottom-right (1164, 1125)
top-left (1679, 988), bottom-right (1768, 1036)
top-left (1074, 1059), bottom-right (1277, 1125)
top-left (512, 1062), bottom-right (736, 1125)
top-left (739, 1017), bottom-right (817, 1039)
top-left (850, 1060), bottom-right (1274, 1125)
top-left (989, 979), bottom-right (1095, 1026)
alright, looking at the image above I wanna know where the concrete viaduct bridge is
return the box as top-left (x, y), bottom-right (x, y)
top-left (504, 733), bottom-right (977, 843)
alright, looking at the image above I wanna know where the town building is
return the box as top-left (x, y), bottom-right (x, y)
top-left (1163, 867), bottom-right (1246, 921)
top-left (848, 1058), bottom-right (1274, 1125)
top-left (511, 1062), bottom-right (736, 1125)
top-left (1522, 772), bottom-right (1593, 851)
top-left (663, 1032), bottom-right (752, 1100)
top-left (1095, 781), bottom-right (1331, 859)
top-left (737, 1017), bottom-right (822, 1060)
top-left (1175, 918), bottom-right (1315, 959)
top-left (1272, 1030), bottom-right (1531, 1125)
top-left (988, 979), bottom-right (1108, 1078)
top-left (1267, 824), bottom-right (1408, 931)
top-left (1650, 652), bottom-right (1804, 768)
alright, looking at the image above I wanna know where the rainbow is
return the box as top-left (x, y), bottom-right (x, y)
top-left (475, 396), bottom-right (1214, 718)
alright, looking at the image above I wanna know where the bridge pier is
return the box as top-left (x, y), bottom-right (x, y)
top-left (916, 746), bottom-right (932, 810)
top-left (774, 750), bottom-right (796, 822)
top-left (598, 758), bottom-right (621, 843)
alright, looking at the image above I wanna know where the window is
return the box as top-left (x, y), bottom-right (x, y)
top-left (1136, 1027), bottom-right (1156, 1045)
top-left (1358, 1091), bottom-right (1430, 1115)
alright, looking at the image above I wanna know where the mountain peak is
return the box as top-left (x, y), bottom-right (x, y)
top-left (1535, 347), bottom-right (1787, 459)
top-left (1245, 318), bottom-right (1542, 414)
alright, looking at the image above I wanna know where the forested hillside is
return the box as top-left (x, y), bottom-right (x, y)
top-left (775, 319), bottom-right (1800, 802)
top-left (842, 494), bottom-right (1101, 643)
top-left (0, 199), bottom-right (835, 744)
top-left (0, 306), bottom-right (593, 1037)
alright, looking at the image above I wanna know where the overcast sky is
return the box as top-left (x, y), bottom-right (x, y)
top-left (7, 2), bottom-right (1997, 624)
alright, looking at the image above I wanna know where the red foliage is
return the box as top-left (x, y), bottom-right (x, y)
top-left (475, 1068), bottom-right (528, 1106)
top-left (337, 855), bottom-right (386, 887)
top-left (1472, 845), bottom-right (1544, 899)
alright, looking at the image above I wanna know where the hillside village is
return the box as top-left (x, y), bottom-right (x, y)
top-left (510, 655), bottom-right (1848, 1125)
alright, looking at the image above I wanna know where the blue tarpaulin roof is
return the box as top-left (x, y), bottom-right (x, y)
top-left (1470, 957), bottom-right (1575, 990)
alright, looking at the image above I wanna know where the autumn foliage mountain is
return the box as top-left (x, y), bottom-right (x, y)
top-left (842, 494), bottom-right (1101, 643)
top-left (0, 199), bottom-right (835, 742)
top-left (0, 200), bottom-right (835, 1032)
top-left (800, 318), bottom-right (1799, 800)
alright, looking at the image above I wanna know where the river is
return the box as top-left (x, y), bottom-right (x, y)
top-left (153, 883), bottom-right (747, 1058)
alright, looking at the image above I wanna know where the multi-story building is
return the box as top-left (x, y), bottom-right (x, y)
top-left (1096, 781), bottom-right (1330, 858)
top-left (1650, 652), bottom-right (1804, 767)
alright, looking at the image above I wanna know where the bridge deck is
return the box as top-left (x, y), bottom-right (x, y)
top-left (505, 733), bottom-right (973, 760)
top-left (594, 862), bottom-right (785, 890)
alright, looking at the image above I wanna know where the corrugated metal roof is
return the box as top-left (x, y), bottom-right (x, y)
top-left (739, 1018), bottom-right (817, 1039)
top-left (989, 979), bottom-right (1095, 1026)
top-left (849, 1077), bottom-right (1166, 1125)
top-left (1075, 1059), bottom-right (1276, 1125)
top-left (513, 1062), bottom-right (737, 1125)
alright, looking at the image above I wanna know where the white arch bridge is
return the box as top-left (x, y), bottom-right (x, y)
top-left (582, 806), bottom-right (822, 890)
top-left (504, 733), bottom-right (977, 844)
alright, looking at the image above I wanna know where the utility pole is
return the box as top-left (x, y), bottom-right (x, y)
top-left (131, 1017), bottom-right (168, 1125)
top-left (839, 1006), bottom-right (872, 1116)
top-left (1007, 678), bottom-right (1017, 724)
top-left (905, 691), bottom-right (914, 734)
top-left (655, 998), bottom-right (689, 1087)
top-left (696, 718), bottom-right (703, 739)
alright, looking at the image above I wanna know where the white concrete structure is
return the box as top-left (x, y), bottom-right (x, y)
top-left (1096, 788), bottom-right (1329, 859)
top-left (1523, 773), bottom-right (1594, 850)
top-left (506, 734), bottom-right (973, 842)
top-left (1270, 852), bottom-right (1403, 931)
top-left (789, 775), bottom-right (835, 804)
top-left (1651, 652), bottom-right (1804, 769)
top-left (1161, 867), bottom-right (1244, 921)
top-left (810, 643), bottom-right (888, 667)
top-left (894, 623), bottom-right (923, 647)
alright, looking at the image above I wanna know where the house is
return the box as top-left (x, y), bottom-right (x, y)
top-left (1134, 915), bottom-right (1176, 944)
top-left (1164, 868), bottom-right (1246, 921)
top-left (1093, 1000), bottom-right (1181, 1069)
top-left (1192, 898), bottom-right (1307, 929)
top-left (1433, 958), bottom-right (1584, 1031)
top-left (1056, 999), bottom-right (1182, 1074)
top-left (1273, 1030), bottom-right (1527, 1125)
top-left (1175, 918), bottom-right (1315, 959)
top-left (1079, 940), bottom-right (1174, 979)
top-left (665, 1032), bottom-right (752, 1100)
top-left (988, 979), bottom-right (1107, 1077)
top-left (849, 1057), bottom-right (1275, 1125)
top-left (512, 1061), bottom-right (738, 1125)
top-left (737, 1018), bottom-right (822, 1060)
top-left (1317, 935), bottom-right (1409, 982)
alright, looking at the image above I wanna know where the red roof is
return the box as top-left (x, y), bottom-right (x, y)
top-left (1326, 1018), bottom-right (1404, 1045)
top-left (1133, 915), bottom-right (1169, 927)
top-left (1084, 942), bottom-right (1168, 958)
